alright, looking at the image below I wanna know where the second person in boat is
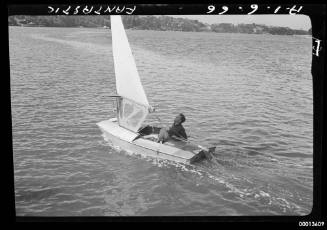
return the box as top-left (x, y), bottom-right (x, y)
top-left (157, 113), bottom-right (187, 144)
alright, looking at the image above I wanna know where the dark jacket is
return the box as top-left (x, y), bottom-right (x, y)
top-left (168, 124), bottom-right (187, 140)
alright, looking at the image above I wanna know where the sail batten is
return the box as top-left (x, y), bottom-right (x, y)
top-left (111, 16), bottom-right (149, 132)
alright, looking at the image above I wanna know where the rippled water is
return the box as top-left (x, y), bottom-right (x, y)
top-left (9, 26), bottom-right (313, 216)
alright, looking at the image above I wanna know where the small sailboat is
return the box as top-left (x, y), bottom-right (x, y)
top-left (97, 16), bottom-right (215, 164)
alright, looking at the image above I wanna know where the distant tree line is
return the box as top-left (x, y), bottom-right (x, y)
top-left (8, 15), bottom-right (310, 35)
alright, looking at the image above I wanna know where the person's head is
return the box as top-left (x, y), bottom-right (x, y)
top-left (174, 113), bottom-right (186, 125)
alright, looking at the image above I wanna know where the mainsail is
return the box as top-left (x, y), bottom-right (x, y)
top-left (111, 15), bottom-right (150, 132)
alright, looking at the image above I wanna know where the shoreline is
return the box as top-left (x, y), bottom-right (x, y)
top-left (8, 25), bottom-right (311, 36)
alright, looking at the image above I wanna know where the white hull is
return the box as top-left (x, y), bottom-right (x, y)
top-left (97, 119), bottom-right (206, 164)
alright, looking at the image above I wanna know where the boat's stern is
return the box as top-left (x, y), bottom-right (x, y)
top-left (189, 146), bottom-right (216, 164)
top-left (189, 151), bottom-right (206, 164)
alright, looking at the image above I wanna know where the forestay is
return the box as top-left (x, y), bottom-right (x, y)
top-left (110, 15), bottom-right (151, 132)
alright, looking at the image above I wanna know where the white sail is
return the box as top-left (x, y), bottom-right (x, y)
top-left (111, 15), bottom-right (149, 106)
top-left (111, 15), bottom-right (150, 132)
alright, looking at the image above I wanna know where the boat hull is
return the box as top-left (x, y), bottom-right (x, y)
top-left (97, 119), bottom-right (206, 164)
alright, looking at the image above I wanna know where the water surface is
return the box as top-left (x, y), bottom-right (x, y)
top-left (10, 26), bottom-right (313, 216)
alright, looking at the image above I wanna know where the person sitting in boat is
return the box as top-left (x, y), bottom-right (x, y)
top-left (158, 113), bottom-right (187, 143)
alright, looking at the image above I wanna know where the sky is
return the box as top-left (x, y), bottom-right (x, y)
top-left (168, 15), bottom-right (311, 30)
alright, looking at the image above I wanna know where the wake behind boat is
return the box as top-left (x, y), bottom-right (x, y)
top-left (97, 16), bottom-right (215, 164)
